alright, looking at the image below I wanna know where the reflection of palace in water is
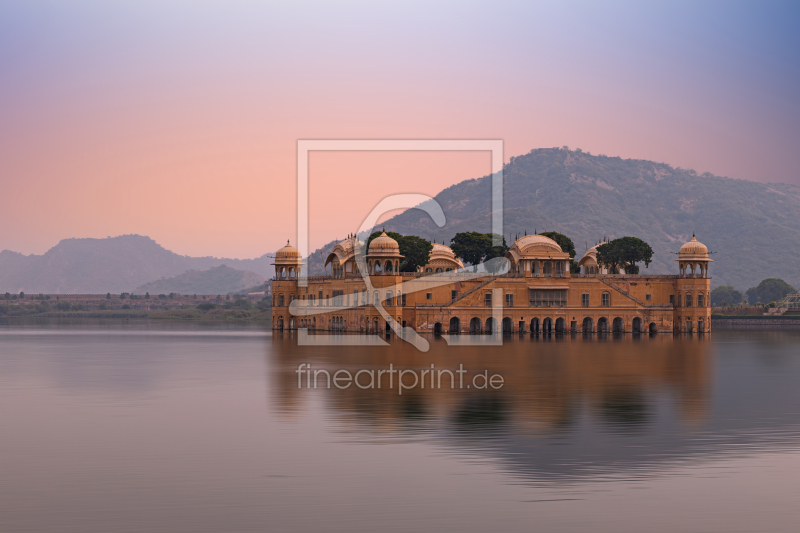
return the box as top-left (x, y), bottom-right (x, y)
top-left (271, 233), bottom-right (712, 335)
top-left (269, 334), bottom-right (712, 431)
top-left (269, 334), bottom-right (716, 479)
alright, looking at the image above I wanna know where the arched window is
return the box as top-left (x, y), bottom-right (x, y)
top-left (426, 267), bottom-right (433, 273)
top-left (278, 294), bottom-right (285, 306)
top-left (543, 262), bottom-right (553, 277)
top-left (386, 291), bottom-right (393, 306)
top-left (373, 291), bottom-right (379, 306)
top-left (435, 267), bottom-right (443, 273)
top-left (555, 262), bottom-right (564, 276)
top-left (686, 294), bottom-right (693, 307)
top-left (698, 294), bottom-right (705, 307)
top-left (385, 260), bottom-right (393, 272)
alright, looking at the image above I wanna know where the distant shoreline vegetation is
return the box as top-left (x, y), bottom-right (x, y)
top-left (0, 292), bottom-right (272, 322)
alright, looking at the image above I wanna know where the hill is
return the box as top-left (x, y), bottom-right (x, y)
top-left (135, 265), bottom-right (265, 295)
top-left (0, 235), bottom-right (275, 293)
top-left (306, 148), bottom-right (800, 291)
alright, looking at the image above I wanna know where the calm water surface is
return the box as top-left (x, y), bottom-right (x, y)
top-left (1, 320), bottom-right (800, 532)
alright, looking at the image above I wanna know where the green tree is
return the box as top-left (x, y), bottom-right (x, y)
top-left (596, 237), bottom-right (653, 274)
top-left (233, 298), bottom-right (253, 310)
top-left (398, 235), bottom-right (433, 272)
top-left (451, 232), bottom-right (493, 272)
top-left (746, 278), bottom-right (795, 304)
top-left (106, 293), bottom-right (111, 299)
top-left (19, 291), bottom-right (24, 299)
top-left (145, 292), bottom-right (150, 299)
top-left (198, 302), bottom-right (216, 311)
top-left (711, 286), bottom-right (743, 306)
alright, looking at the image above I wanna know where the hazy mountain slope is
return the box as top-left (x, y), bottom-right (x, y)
top-left (0, 235), bottom-right (275, 293)
top-left (307, 148), bottom-right (800, 290)
top-left (135, 265), bottom-right (265, 295)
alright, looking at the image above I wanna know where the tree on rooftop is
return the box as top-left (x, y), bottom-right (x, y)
top-left (596, 237), bottom-right (653, 274)
top-left (451, 232), bottom-right (493, 272)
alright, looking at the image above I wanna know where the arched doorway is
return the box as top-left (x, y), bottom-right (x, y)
top-left (555, 317), bottom-right (566, 333)
top-left (612, 317), bottom-right (624, 333)
top-left (582, 317), bottom-right (594, 333)
top-left (469, 317), bottom-right (482, 334)
top-left (632, 317), bottom-right (642, 334)
top-left (518, 320), bottom-right (526, 333)
top-left (542, 318), bottom-right (553, 333)
top-left (502, 317), bottom-right (513, 333)
top-left (449, 317), bottom-right (461, 334)
top-left (685, 320), bottom-right (693, 333)
top-left (385, 320), bottom-right (391, 334)
top-left (597, 317), bottom-right (609, 333)
top-left (485, 317), bottom-right (497, 334)
top-left (530, 318), bottom-right (540, 334)
top-left (698, 319), bottom-right (705, 333)
top-left (648, 322), bottom-right (658, 334)
top-left (433, 322), bottom-right (442, 336)
top-left (278, 317), bottom-right (284, 330)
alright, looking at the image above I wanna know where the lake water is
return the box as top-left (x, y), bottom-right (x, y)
top-left (2, 320), bottom-right (800, 532)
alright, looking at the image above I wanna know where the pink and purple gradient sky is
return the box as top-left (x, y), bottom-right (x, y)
top-left (2, 1), bottom-right (799, 258)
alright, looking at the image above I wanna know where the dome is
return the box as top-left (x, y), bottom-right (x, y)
top-left (505, 233), bottom-right (570, 270)
top-left (367, 232), bottom-right (401, 256)
top-left (273, 240), bottom-right (303, 265)
top-left (421, 242), bottom-right (464, 271)
top-left (324, 236), bottom-right (360, 267)
top-left (577, 244), bottom-right (599, 265)
top-left (430, 242), bottom-right (456, 259)
top-left (677, 235), bottom-right (712, 261)
top-left (513, 234), bottom-right (563, 254)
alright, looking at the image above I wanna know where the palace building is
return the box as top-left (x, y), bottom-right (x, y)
top-left (271, 233), bottom-right (712, 334)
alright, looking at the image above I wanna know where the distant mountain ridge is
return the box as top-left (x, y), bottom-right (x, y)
top-left (4, 148), bottom-right (798, 293)
top-left (306, 148), bottom-right (800, 290)
top-left (135, 265), bottom-right (265, 295)
top-left (0, 235), bottom-right (275, 293)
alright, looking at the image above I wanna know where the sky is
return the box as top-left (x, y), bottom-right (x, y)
top-left (1, 1), bottom-right (799, 258)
